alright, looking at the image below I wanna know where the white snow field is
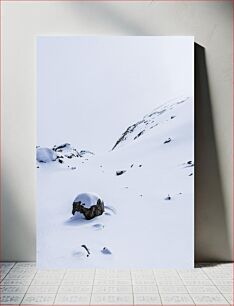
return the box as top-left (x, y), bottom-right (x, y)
top-left (37, 96), bottom-right (194, 269)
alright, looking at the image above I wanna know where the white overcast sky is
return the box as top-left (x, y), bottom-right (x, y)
top-left (37, 36), bottom-right (194, 153)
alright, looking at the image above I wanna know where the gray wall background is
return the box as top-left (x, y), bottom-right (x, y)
top-left (1, 1), bottom-right (233, 262)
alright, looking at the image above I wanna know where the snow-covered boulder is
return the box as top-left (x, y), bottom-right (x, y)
top-left (36, 148), bottom-right (57, 163)
top-left (72, 192), bottom-right (105, 220)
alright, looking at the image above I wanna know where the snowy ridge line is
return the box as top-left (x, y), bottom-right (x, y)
top-left (112, 96), bottom-right (191, 150)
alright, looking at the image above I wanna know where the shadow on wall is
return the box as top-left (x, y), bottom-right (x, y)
top-left (2, 165), bottom-right (36, 261)
top-left (195, 43), bottom-right (231, 261)
top-left (68, 2), bottom-right (150, 35)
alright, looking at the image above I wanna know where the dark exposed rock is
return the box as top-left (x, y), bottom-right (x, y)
top-left (58, 159), bottom-right (64, 163)
top-left (101, 247), bottom-right (112, 255)
top-left (81, 244), bottom-right (90, 257)
top-left (112, 123), bottom-right (140, 150)
top-left (164, 138), bottom-right (172, 144)
top-left (134, 130), bottom-right (145, 140)
top-left (54, 143), bottom-right (71, 151)
top-left (65, 154), bottom-right (75, 159)
top-left (116, 170), bottom-right (126, 176)
top-left (111, 97), bottom-right (190, 150)
top-left (165, 194), bottom-right (171, 200)
top-left (72, 198), bottom-right (104, 220)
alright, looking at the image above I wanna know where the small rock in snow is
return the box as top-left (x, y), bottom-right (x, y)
top-left (134, 130), bottom-right (145, 140)
top-left (189, 173), bottom-right (193, 176)
top-left (131, 164), bottom-right (134, 168)
top-left (164, 138), bottom-right (172, 144)
top-left (116, 170), bottom-right (126, 176)
top-left (171, 116), bottom-right (176, 119)
top-left (101, 247), bottom-right (112, 255)
top-left (165, 194), bottom-right (171, 200)
top-left (71, 167), bottom-right (76, 170)
top-left (139, 164), bottom-right (142, 167)
top-left (81, 244), bottom-right (90, 257)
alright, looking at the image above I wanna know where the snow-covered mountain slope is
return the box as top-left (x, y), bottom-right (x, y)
top-left (112, 96), bottom-right (190, 150)
top-left (37, 96), bottom-right (194, 269)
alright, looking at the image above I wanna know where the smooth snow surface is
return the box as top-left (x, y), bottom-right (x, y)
top-left (37, 96), bottom-right (194, 269)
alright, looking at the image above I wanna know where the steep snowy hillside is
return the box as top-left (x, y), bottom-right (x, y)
top-left (37, 96), bottom-right (194, 269)
top-left (112, 96), bottom-right (190, 150)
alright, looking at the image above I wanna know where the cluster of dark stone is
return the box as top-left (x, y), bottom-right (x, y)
top-left (72, 198), bottom-right (105, 220)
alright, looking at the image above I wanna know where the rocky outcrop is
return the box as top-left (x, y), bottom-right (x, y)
top-left (116, 170), bottom-right (126, 176)
top-left (112, 96), bottom-right (190, 150)
top-left (72, 193), bottom-right (105, 220)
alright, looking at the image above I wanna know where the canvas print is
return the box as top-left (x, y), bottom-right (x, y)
top-left (37, 36), bottom-right (194, 268)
